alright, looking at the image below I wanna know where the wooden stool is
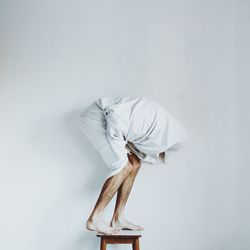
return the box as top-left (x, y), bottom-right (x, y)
top-left (97, 231), bottom-right (141, 250)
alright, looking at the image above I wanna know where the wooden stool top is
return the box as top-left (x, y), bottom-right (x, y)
top-left (97, 230), bottom-right (142, 238)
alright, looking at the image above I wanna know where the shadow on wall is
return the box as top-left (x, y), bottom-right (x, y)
top-left (65, 108), bottom-right (108, 250)
top-left (66, 108), bottom-right (107, 191)
top-left (31, 107), bottom-right (109, 250)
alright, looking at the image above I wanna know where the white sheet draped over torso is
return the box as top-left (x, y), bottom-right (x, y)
top-left (97, 96), bottom-right (188, 165)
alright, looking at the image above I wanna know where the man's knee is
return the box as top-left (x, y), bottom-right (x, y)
top-left (134, 160), bottom-right (141, 170)
top-left (123, 160), bottom-right (134, 175)
top-left (115, 158), bottom-right (140, 180)
top-left (123, 162), bottom-right (140, 177)
top-left (130, 158), bottom-right (141, 172)
top-left (128, 153), bottom-right (141, 167)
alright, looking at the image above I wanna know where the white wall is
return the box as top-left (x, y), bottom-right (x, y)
top-left (1, 0), bottom-right (249, 249)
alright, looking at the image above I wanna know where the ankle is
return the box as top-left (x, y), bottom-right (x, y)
top-left (88, 212), bottom-right (103, 223)
top-left (112, 214), bottom-right (124, 223)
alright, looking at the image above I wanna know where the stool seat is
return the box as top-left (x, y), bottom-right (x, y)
top-left (97, 230), bottom-right (142, 250)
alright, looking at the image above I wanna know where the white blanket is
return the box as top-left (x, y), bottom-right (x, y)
top-left (80, 96), bottom-right (188, 179)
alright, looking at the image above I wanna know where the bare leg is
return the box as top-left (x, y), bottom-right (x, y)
top-left (110, 153), bottom-right (144, 231)
top-left (86, 158), bottom-right (133, 235)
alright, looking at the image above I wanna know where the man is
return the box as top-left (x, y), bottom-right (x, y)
top-left (79, 96), bottom-right (187, 235)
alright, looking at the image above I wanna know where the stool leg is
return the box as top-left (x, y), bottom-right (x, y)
top-left (100, 238), bottom-right (106, 250)
top-left (132, 238), bottom-right (140, 250)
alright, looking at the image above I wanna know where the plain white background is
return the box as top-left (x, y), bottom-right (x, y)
top-left (1, 0), bottom-right (249, 249)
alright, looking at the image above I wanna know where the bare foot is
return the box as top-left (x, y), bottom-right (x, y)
top-left (111, 218), bottom-right (144, 231)
top-left (86, 218), bottom-right (120, 235)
